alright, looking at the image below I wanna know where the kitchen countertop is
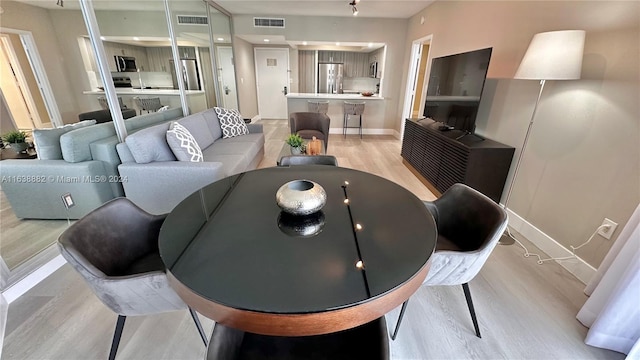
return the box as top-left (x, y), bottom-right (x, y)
top-left (286, 93), bottom-right (384, 100)
top-left (83, 89), bottom-right (205, 96)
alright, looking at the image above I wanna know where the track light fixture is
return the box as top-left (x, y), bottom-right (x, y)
top-left (56, 0), bottom-right (63, 7)
top-left (349, 0), bottom-right (359, 16)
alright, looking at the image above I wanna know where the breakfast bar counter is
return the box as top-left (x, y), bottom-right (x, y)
top-left (286, 93), bottom-right (387, 135)
top-left (83, 88), bottom-right (207, 113)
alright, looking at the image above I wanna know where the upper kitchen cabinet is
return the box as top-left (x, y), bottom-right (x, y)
top-left (368, 48), bottom-right (384, 78)
top-left (318, 49), bottom-right (383, 78)
top-left (103, 41), bottom-right (150, 72)
top-left (146, 46), bottom-right (197, 72)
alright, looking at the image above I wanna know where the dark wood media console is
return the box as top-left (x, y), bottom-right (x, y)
top-left (401, 118), bottom-right (514, 203)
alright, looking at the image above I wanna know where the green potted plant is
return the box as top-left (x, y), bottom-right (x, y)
top-left (285, 134), bottom-right (306, 155)
top-left (2, 130), bottom-right (28, 154)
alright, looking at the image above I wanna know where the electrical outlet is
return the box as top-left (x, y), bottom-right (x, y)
top-left (61, 193), bottom-right (75, 210)
top-left (597, 218), bottom-right (618, 240)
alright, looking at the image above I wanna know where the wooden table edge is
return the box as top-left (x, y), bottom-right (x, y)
top-left (168, 258), bottom-right (431, 336)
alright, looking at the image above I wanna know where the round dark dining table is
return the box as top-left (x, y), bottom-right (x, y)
top-left (159, 165), bottom-right (437, 337)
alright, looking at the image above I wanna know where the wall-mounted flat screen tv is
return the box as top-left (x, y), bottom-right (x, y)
top-left (423, 47), bottom-right (492, 134)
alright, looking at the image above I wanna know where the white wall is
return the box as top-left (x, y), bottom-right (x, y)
top-left (402, 0), bottom-right (640, 268)
top-left (231, 14), bottom-right (407, 124)
top-left (1, 1), bottom-right (81, 124)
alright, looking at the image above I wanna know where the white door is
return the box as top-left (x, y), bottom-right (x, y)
top-left (254, 48), bottom-right (289, 119)
top-left (0, 36), bottom-right (40, 129)
top-left (217, 46), bottom-right (238, 110)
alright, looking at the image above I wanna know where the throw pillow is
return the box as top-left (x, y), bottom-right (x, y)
top-left (32, 120), bottom-right (97, 160)
top-left (166, 122), bottom-right (203, 162)
top-left (214, 107), bottom-right (248, 139)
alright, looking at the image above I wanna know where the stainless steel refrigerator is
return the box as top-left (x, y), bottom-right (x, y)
top-left (170, 59), bottom-right (201, 90)
top-left (318, 63), bottom-right (344, 94)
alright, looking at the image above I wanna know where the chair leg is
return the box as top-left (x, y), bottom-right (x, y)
top-left (359, 114), bottom-right (363, 138)
top-left (189, 307), bottom-right (208, 346)
top-left (343, 114), bottom-right (348, 138)
top-left (391, 299), bottom-right (409, 341)
top-left (109, 315), bottom-right (126, 360)
top-left (462, 283), bottom-right (481, 338)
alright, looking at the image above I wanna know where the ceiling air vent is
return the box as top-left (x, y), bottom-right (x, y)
top-left (253, 17), bottom-right (285, 28)
top-left (177, 15), bottom-right (208, 26)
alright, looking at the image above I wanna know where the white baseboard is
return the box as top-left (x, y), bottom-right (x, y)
top-left (329, 128), bottom-right (396, 136)
top-left (250, 115), bottom-right (261, 123)
top-left (506, 208), bottom-right (596, 285)
top-left (2, 255), bottom-right (66, 304)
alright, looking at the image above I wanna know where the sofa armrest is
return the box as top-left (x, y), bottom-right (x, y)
top-left (0, 160), bottom-right (115, 219)
top-left (118, 161), bottom-right (225, 215)
top-left (247, 123), bottom-right (263, 134)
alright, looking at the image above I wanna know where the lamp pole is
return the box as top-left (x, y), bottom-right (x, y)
top-left (499, 79), bottom-right (546, 245)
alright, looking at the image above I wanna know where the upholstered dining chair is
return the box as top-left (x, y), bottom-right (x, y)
top-left (57, 198), bottom-right (208, 360)
top-left (206, 317), bottom-right (389, 360)
top-left (290, 112), bottom-right (330, 152)
top-left (391, 183), bottom-right (508, 340)
top-left (279, 155), bottom-right (338, 167)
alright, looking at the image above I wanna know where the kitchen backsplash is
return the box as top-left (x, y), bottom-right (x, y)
top-left (115, 72), bottom-right (174, 88)
top-left (343, 77), bottom-right (379, 92)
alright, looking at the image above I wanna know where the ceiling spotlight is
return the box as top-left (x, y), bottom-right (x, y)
top-left (302, 41), bottom-right (308, 45)
top-left (133, 37), bottom-right (140, 41)
top-left (263, 39), bottom-right (270, 42)
top-left (217, 37), bottom-right (224, 41)
top-left (349, 0), bottom-right (359, 16)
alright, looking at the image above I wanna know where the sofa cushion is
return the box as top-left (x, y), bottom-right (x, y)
top-left (202, 109), bottom-right (222, 141)
top-left (177, 113), bottom-right (215, 149)
top-left (60, 122), bottom-right (117, 163)
top-left (125, 107), bottom-right (183, 132)
top-left (125, 122), bottom-right (176, 164)
top-left (199, 152), bottom-right (247, 176)
top-left (33, 120), bottom-right (96, 160)
top-left (214, 107), bottom-right (248, 139)
top-left (166, 122), bottom-right (203, 162)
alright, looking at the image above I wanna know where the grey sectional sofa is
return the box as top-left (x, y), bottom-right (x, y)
top-left (116, 108), bottom-right (264, 215)
top-left (0, 108), bottom-right (183, 219)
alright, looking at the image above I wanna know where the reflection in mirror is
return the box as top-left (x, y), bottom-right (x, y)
top-left (90, 0), bottom-right (173, 117)
top-left (210, 5), bottom-right (238, 110)
top-left (167, 0), bottom-right (211, 114)
top-left (0, 2), bottom-right (91, 284)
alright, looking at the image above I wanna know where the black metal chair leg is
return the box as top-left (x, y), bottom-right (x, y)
top-left (109, 315), bottom-right (126, 360)
top-left (189, 307), bottom-right (208, 346)
top-left (391, 300), bottom-right (409, 341)
top-left (462, 283), bottom-right (481, 338)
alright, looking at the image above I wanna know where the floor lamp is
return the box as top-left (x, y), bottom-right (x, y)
top-left (499, 30), bottom-right (586, 245)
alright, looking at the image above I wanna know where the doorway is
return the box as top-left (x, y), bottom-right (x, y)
top-left (0, 34), bottom-right (49, 130)
top-left (254, 48), bottom-right (289, 119)
top-left (401, 35), bottom-right (432, 139)
top-left (217, 46), bottom-right (238, 110)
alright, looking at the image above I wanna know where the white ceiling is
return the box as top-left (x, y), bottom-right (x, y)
top-left (12, 0), bottom-right (433, 19)
top-left (215, 1), bottom-right (434, 19)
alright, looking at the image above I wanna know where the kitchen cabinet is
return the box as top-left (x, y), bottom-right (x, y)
top-left (318, 51), bottom-right (369, 78)
top-left (146, 47), bottom-right (198, 72)
top-left (368, 48), bottom-right (384, 78)
top-left (103, 41), bottom-right (149, 72)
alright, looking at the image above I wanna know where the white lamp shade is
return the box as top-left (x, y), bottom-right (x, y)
top-left (515, 30), bottom-right (585, 80)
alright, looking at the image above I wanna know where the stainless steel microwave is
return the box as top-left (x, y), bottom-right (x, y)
top-left (369, 61), bottom-right (378, 78)
top-left (115, 56), bottom-right (137, 72)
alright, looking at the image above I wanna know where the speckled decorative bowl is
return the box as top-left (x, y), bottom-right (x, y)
top-left (275, 180), bottom-right (327, 216)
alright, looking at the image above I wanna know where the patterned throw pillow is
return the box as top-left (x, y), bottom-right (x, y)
top-left (214, 107), bottom-right (249, 139)
top-left (166, 122), bottom-right (203, 162)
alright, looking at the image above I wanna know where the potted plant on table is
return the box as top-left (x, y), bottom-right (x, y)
top-left (1, 130), bottom-right (29, 154)
top-left (285, 134), bottom-right (306, 155)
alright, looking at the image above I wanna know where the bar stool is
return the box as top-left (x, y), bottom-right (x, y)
top-left (308, 100), bottom-right (329, 114)
top-left (133, 97), bottom-right (163, 114)
top-left (343, 101), bottom-right (365, 138)
top-left (98, 96), bottom-right (126, 110)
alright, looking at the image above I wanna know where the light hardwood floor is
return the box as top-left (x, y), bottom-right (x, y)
top-left (1, 120), bottom-right (623, 359)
